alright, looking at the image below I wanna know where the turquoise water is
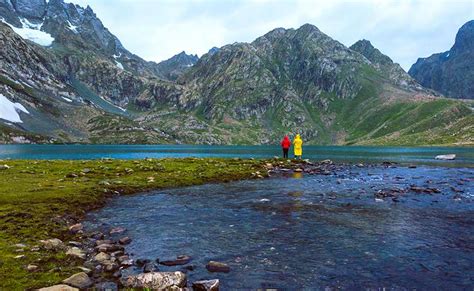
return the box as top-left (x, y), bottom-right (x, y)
top-left (0, 145), bottom-right (472, 166)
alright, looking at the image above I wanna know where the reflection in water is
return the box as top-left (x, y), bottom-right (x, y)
top-left (85, 166), bottom-right (474, 289)
top-left (292, 172), bottom-right (304, 179)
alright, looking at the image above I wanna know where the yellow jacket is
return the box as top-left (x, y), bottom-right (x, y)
top-left (293, 134), bottom-right (303, 156)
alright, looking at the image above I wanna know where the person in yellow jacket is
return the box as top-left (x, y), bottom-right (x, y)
top-left (293, 134), bottom-right (303, 159)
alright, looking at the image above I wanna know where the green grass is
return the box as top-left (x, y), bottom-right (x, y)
top-left (0, 158), bottom-right (269, 289)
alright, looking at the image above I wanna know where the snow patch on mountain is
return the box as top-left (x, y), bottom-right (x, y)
top-left (115, 61), bottom-right (124, 70)
top-left (0, 17), bottom-right (54, 46)
top-left (0, 94), bottom-right (29, 123)
top-left (67, 20), bottom-right (78, 33)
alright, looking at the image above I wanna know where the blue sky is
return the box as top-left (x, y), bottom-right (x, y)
top-left (72, 0), bottom-right (473, 70)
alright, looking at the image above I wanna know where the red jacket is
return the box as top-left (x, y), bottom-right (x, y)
top-left (281, 136), bottom-right (291, 149)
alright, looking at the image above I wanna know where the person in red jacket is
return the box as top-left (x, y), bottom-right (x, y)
top-left (281, 135), bottom-right (291, 158)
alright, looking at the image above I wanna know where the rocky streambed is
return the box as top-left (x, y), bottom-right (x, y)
top-left (33, 160), bottom-right (473, 290)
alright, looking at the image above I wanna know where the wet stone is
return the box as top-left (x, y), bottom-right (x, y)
top-left (206, 261), bottom-right (230, 273)
top-left (119, 237), bottom-right (132, 245)
top-left (160, 255), bottom-right (191, 266)
top-left (193, 279), bottom-right (220, 291)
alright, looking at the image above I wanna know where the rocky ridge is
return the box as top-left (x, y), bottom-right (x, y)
top-left (409, 20), bottom-right (474, 99)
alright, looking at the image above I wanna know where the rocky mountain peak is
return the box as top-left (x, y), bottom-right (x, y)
top-left (409, 20), bottom-right (474, 99)
top-left (11, 0), bottom-right (46, 19)
top-left (452, 19), bottom-right (474, 53)
top-left (350, 39), bottom-right (394, 67)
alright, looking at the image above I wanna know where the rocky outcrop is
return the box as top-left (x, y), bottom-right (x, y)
top-left (409, 20), bottom-right (474, 99)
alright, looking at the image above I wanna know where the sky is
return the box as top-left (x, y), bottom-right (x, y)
top-left (71, 0), bottom-right (473, 71)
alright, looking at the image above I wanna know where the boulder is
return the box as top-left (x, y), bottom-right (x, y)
top-left (193, 279), bottom-right (220, 291)
top-left (206, 261), bottom-right (230, 273)
top-left (0, 164), bottom-right (10, 170)
top-left (66, 247), bottom-right (86, 260)
top-left (40, 239), bottom-right (65, 251)
top-left (38, 284), bottom-right (78, 291)
top-left (62, 272), bottom-right (93, 289)
top-left (435, 154), bottom-right (456, 160)
top-left (122, 271), bottom-right (187, 289)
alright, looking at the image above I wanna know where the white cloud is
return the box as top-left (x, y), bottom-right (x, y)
top-left (70, 0), bottom-right (473, 70)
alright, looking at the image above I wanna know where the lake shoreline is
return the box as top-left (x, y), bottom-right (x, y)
top-left (0, 158), bottom-right (271, 289)
top-left (0, 158), bottom-right (470, 289)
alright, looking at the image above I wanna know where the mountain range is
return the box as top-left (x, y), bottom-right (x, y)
top-left (0, 0), bottom-right (472, 145)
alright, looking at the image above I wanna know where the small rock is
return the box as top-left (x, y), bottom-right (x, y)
top-left (193, 279), bottom-right (219, 291)
top-left (143, 262), bottom-right (157, 273)
top-left (136, 258), bottom-right (151, 266)
top-left (76, 266), bottom-right (92, 275)
top-left (121, 271), bottom-right (187, 289)
top-left (66, 247), bottom-right (86, 260)
top-left (14, 255), bottom-right (25, 259)
top-left (94, 282), bottom-right (118, 291)
top-left (96, 243), bottom-right (123, 253)
top-left (160, 255), bottom-right (191, 266)
top-left (66, 173), bottom-right (78, 178)
top-left (68, 241), bottom-right (82, 248)
top-left (94, 252), bottom-right (111, 264)
top-left (110, 227), bottom-right (126, 235)
top-left (62, 272), bottom-right (93, 289)
top-left (206, 261), bottom-right (230, 273)
top-left (104, 262), bottom-right (119, 272)
top-left (112, 270), bottom-right (122, 278)
top-left (38, 284), bottom-right (79, 291)
top-left (27, 264), bottom-right (38, 272)
top-left (68, 223), bottom-right (83, 234)
top-left (40, 239), bottom-right (65, 251)
top-left (119, 237), bottom-right (132, 245)
top-left (81, 168), bottom-right (91, 173)
top-left (95, 239), bottom-right (113, 246)
top-left (14, 243), bottom-right (26, 248)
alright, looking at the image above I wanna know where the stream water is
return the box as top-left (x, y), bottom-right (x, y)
top-left (85, 165), bottom-right (474, 289)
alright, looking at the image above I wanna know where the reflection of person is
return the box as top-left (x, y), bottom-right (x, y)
top-left (293, 134), bottom-right (303, 159)
top-left (280, 135), bottom-right (291, 159)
